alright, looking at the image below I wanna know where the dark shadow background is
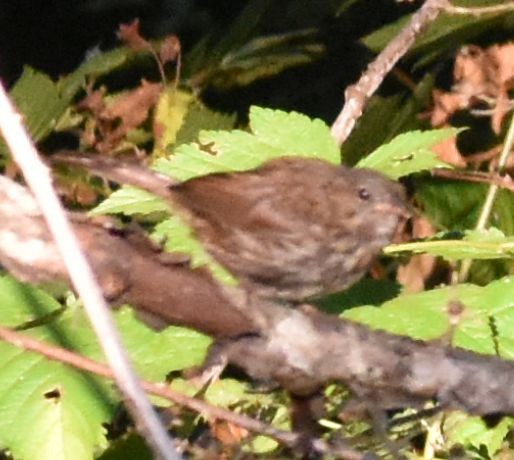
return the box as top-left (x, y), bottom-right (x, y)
top-left (0, 0), bottom-right (416, 120)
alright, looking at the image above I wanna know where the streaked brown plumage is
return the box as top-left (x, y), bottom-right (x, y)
top-left (53, 154), bottom-right (409, 301)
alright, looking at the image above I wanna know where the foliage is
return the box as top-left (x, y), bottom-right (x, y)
top-left (0, 277), bottom-right (210, 460)
top-left (2, 0), bottom-right (514, 458)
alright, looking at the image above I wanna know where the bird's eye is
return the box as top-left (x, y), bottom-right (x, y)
top-left (358, 187), bottom-right (371, 200)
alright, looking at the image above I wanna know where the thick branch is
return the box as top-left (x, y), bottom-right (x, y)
top-left (1, 175), bottom-right (514, 418)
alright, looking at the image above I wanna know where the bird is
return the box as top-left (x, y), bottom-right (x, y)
top-left (52, 153), bottom-right (409, 302)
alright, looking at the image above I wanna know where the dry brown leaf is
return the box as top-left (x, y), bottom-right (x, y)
top-left (78, 80), bottom-right (162, 153)
top-left (211, 419), bottom-right (249, 446)
top-left (492, 91), bottom-right (511, 134)
top-left (78, 89), bottom-right (105, 115)
top-left (397, 216), bottom-right (437, 293)
top-left (159, 36), bottom-right (181, 65)
top-left (102, 80), bottom-right (162, 129)
top-left (118, 19), bottom-right (150, 51)
top-left (431, 90), bottom-right (469, 127)
top-left (431, 42), bottom-right (514, 132)
top-left (432, 135), bottom-right (466, 167)
top-left (489, 43), bottom-right (514, 89)
top-left (453, 45), bottom-right (493, 98)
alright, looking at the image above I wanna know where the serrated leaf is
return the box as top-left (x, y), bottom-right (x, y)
top-left (58, 47), bottom-right (143, 101)
top-left (357, 128), bottom-right (458, 178)
top-left (152, 217), bottom-right (238, 285)
top-left (152, 88), bottom-right (193, 157)
top-left (344, 276), bottom-right (514, 356)
top-left (0, 276), bottom-right (211, 460)
top-left (174, 100), bottom-right (236, 147)
top-left (153, 143), bottom-right (236, 181)
top-left (154, 105), bottom-right (340, 181)
top-left (10, 67), bottom-right (69, 142)
top-left (249, 106), bottom-right (339, 163)
top-left (0, 276), bottom-right (62, 327)
top-left (7, 51), bottom-right (142, 155)
top-left (90, 186), bottom-right (169, 216)
top-left (385, 228), bottom-right (514, 261)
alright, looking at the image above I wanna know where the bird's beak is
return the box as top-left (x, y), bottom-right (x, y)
top-left (374, 202), bottom-right (412, 220)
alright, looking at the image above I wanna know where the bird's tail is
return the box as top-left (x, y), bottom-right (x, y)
top-left (49, 151), bottom-right (177, 200)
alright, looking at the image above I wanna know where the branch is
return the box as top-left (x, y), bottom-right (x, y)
top-left (330, 0), bottom-right (447, 145)
top-left (1, 175), bottom-right (514, 420)
top-left (445, 1), bottom-right (514, 15)
top-left (0, 83), bottom-right (178, 460)
top-left (0, 324), bottom-right (367, 460)
top-left (431, 168), bottom-right (514, 193)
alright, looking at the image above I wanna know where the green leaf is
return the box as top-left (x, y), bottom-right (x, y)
top-left (170, 376), bottom-right (274, 409)
top-left (154, 105), bottom-right (340, 181)
top-left (0, 276), bottom-right (62, 327)
top-left (341, 74), bottom-right (435, 165)
top-left (58, 47), bottom-right (145, 101)
top-left (0, 276), bottom-right (211, 460)
top-left (248, 106), bottom-right (339, 163)
top-left (5, 49), bottom-right (145, 157)
top-left (206, 0), bottom-right (274, 64)
top-left (90, 186), bottom-right (170, 216)
top-left (184, 0), bottom-right (274, 78)
top-left (443, 412), bottom-right (513, 457)
top-left (152, 88), bottom-right (194, 157)
top-left (115, 307), bottom-right (211, 378)
top-left (385, 228), bottom-right (514, 261)
top-left (415, 179), bottom-right (486, 231)
top-left (361, 3), bottom-right (514, 66)
top-left (416, 179), bottom-right (514, 237)
top-left (152, 217), bottom-right (238, 285)
top-left (0, 281), bottom-right (112, 460)
top-left (314, 278), bottom-right (402, 315)
top-left (174, 98), bottom-right (236, 148)
top-left (344, 276), bottom-right (514, 356)
top-left (205, 30), bottom-right (324, 89)
top-left (97, 433), bottom-right (153, 460)
top-left (153, 142), bottom-right (242, 181)
top-left (9, 67), bottom-right (69, 143)
top-left (357, 128), bottom-right (458, 178)
top-left (336, 0), bottom-right (362, 16)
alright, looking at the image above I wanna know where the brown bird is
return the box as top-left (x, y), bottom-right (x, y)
top-left (53, 154), bottom-right (409, 302)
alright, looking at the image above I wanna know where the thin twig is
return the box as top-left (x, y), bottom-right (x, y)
top-left (330, 0), bottom-right (447, 146)
top-left (463, 145), bottom-right (502, 166)
top-left (431, 168), bottom-right (514, 193)
top-left (458, 111), bottom-right (514, 282)
top-left (0, 83), bottom-right (178, 460)
top-left (0, 325), bottom-right (365, 460)
top-left (445, 1), bottom-right (514, 16)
